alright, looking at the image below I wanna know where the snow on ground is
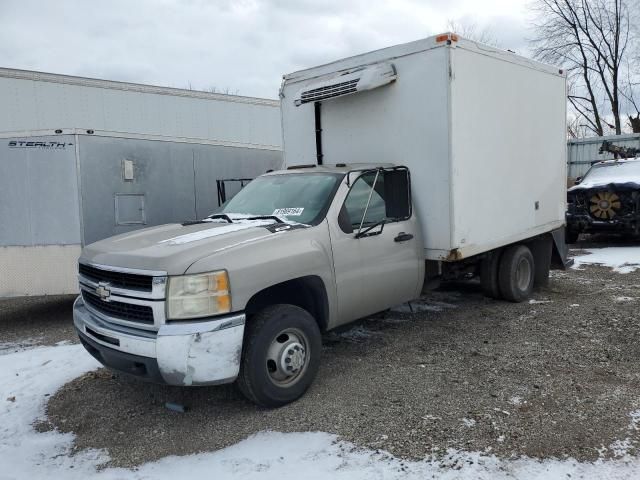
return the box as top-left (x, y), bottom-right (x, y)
top-left (572, 247), bottom-right (640, 273)
top-left (2, 344), bottom-right (640, 479)
top-left (461, 418), bottom-right (476, 428)
top-left (528, 299), bottom-right (552, 304)
top-left (391, 300), bottom-right (458, 313)
top-left (0, 337), bottom-right (43, 356)
top-left (0, 345), bottom-right (106, 479)
top-left (614, 296), bottom-right (635, 302)
top-left (331, 325), bottom-right (381, 343)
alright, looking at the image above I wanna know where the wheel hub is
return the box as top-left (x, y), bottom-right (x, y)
top-left (280, 342), bottom-right (305, 373)
top-left (265, 328), bottom-right (309, 386)
top-left (516, 257), bottom-right (532, 291)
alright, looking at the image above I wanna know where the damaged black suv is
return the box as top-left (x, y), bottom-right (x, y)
top-left (567, 158), bottom-right (640, 243)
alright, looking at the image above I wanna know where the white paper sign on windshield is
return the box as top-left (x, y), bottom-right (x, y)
top-left (273, 208), bottom-right (304, 217)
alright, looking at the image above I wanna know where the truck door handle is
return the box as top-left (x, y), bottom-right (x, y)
top-left (394, 233), bottom-right (413, 242)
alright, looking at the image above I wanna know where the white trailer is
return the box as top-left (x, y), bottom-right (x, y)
top-left (0, 68), bottom-right (282, 297)
top-left (280, 33), bottom-right (567, 264)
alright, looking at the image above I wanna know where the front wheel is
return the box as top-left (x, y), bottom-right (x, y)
top-left (237, 304), bottom-right (321, 408)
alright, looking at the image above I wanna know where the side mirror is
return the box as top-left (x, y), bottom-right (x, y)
top-left (384, 169), bottom-right (411, 219)
top-left (574, 176), bottom-right (583, 185)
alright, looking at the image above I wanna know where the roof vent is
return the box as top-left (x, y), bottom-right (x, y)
top-left (294, 62), bottom-right (397, 107)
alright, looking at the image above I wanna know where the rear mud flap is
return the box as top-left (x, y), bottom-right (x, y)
top-left (551, 227), bottom-right (574, 269)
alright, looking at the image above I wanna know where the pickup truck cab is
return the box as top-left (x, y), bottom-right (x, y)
top-left (74, 164), bottom-right (423, 407)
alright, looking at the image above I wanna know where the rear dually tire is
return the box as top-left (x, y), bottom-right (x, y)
top-left (498, 244), bottom-right (535, 303)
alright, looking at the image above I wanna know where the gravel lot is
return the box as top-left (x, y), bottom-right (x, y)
top-left (4, 245), bottom-right (640, 468)
top-left (0, 295), bottom-right (76, 353)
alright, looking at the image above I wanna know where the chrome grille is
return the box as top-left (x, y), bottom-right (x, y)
top-left (79, 263), bottom-right (153, 291)
top-left (82, 290), bottom-right (154, 325)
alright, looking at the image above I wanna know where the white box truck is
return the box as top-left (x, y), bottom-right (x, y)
top-left (72, 34), bottom-right (569, 407)
top-left (280, 32), bottom-right (568, 267)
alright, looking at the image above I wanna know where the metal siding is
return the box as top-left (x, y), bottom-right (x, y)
top-left (567, 133), bottom-right (640, 179)
top-left (192, 145), bottom-right (282, 218)
top-left (0, 71), bottom-right (281, 149)
top-left (0, 245), bottom-right (81, 296)
top-left (0, 135), bottom-right (81, 246)
top-left (79, 136), bottom-right (200, 245)
top-left (78, 135), bottom-right (283, 245)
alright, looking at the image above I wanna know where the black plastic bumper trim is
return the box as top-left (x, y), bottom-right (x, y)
top-left (76, 327), bottom-right (166, 384)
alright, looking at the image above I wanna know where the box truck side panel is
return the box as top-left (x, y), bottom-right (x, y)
top-left (281, 95), bottom-right (316, 167)
top-left (449, 47), bottom-right (566, 257)
top-left (284, 47), bottom-right (453, 253)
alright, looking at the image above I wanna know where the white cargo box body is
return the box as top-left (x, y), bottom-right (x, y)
top-left (281, 35), bottom-right (567, 261)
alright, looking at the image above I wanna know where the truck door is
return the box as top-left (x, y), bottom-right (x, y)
top-left (328, 168), bottom-right (423, 324)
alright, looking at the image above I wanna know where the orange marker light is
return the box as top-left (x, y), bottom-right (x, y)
top-left (435, 33), bottom-right (459, 43)
top-left (217, 295), bottom-right (231, 312)
top-left (215, 271), bottom-right (229, 292)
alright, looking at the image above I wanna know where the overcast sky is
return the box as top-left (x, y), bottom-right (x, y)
top-left (0, 0), bottom-right (534, 99)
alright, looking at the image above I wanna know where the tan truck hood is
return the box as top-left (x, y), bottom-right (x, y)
top-left (80, 220), bottom-right (287, 275)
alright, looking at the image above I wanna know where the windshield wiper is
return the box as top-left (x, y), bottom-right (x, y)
top-left (245, 215), bottom-right (286, 223)
top-left (206, 214), bottom-right (234, 223)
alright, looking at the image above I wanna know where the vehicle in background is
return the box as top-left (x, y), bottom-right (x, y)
top-left (566, 141), bottom-right (640, 243)
top-left (73, 34), bottom-right (569, 407)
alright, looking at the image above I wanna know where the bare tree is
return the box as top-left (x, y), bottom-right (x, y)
top-left (183, 84), bottom-right (240, 95)
top-left (622, 65), bottom-right (640, 132)
top-left (447, 19), bottom-right (501, 48)
top-left (567, 114), bottom-right (591, 137)
top-left (622, 16), bottom-right (640, 133)
top-left (531, 0), bottom-right (634, 136)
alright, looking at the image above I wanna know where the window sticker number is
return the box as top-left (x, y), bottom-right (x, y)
top-left (273, 208), bottom-right (304, 216)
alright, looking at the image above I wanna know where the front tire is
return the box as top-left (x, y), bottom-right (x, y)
top-left (498, 245), bottom-right (535, 303)
top-left (237, 304), bottom-right (321, 408)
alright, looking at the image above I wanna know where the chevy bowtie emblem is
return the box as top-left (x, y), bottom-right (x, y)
top-left (96, 282), bottom-right (112, 302)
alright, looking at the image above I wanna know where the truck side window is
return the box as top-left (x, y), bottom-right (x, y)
top-left (343, 172), bottom-right (387, 230)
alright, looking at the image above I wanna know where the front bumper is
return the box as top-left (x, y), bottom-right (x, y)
top-left (73, 297), bottom-right (245, 386)
top-left (566, 212), bottom-right (639, 235)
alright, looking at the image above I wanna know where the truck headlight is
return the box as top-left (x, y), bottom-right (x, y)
top-left (166, 271), bottom-right (231, 320)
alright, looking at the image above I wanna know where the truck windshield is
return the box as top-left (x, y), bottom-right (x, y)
top-left (220, 173), bottom-right (342, 225)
